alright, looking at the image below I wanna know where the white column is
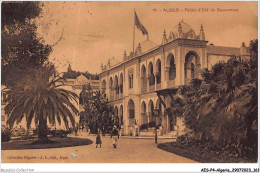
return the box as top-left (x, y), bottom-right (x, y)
top-left (176, 47), bottom-right (185, 86)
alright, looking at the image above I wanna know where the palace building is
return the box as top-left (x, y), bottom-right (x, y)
top-left (99, 20), bottom-right (250, 136)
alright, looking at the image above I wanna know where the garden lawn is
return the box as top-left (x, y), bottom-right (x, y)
top-left (157, 142), bottom-right (256, 163)
top-left (2, 137), bottom-right (93, 150)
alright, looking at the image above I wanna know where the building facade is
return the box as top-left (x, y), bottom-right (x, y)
top-left (60, 74), bottom-right (100, 120)
top-left (99, 20), bottom-right (250, 136)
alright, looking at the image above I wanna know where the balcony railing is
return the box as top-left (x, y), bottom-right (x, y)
top-left (149, 85), bottom-right (155, 92)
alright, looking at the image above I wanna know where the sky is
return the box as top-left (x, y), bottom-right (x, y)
top-left (36, 1), bottom-right (258, 74)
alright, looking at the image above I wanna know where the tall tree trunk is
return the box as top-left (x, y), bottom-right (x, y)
top-left (38, 113), bottom-right (48, 142)
top-left (26, 111), bottom-right (34, 139)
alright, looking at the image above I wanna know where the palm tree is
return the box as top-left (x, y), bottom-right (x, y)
top-left (5, 64), bottom-right (79, 142)
top-left (173, 40), bottom-right (257, 160)
top-left (179, 54), bottom-right (257, 156)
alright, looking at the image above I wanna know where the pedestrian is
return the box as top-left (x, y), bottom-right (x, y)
top-left (111, 125), bottom-right (119, 148)
top-left (96, 131), bottom-right (102, 148)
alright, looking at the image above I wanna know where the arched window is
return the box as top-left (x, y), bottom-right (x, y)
top-left (115, 75), bottom-right (119, 95)
top-left (141, 65), bottom-right (147, 93)
top-left (185, 51), bottom-right (200, 84)
top-left (131, 74), bottom-right (134, 88)
top-left (156, 59), bottom-right (161, 84)
top-left (148, 100), bottom-right (155, 125)
top-left (114, 106), bottom-right (119, 125)
top-left (128, 99), bottom-right (135, 126)
top-left (191, 63), bottom-right (195, 79)
top-left (129, 73), bottom-right (134, 88)
top-left (148, 62), bottom-right (155, 86)
top-left (167, 54), bottom-right (176, 81)
top-left (128, 74), bottom-right (131, 88)
top-left (120, 73), bottom-right (123, 93)
top-left (119, 105), bottom-right (123, 125)
top-left (141, 101), bottom-right (148, 127)
top-left (109, 77), bottom-right (113, 100)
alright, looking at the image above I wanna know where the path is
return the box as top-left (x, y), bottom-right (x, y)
top-left (1, 133), bottom-right (196, 163)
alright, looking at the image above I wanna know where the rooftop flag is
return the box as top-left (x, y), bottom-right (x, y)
top-left (134, 10), bottom-right (148, 35)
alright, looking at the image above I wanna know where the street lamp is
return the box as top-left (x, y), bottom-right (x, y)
top-left (153, 106), bottom-right (159, 144)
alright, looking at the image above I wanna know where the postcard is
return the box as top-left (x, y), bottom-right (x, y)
top-left (1, 1), bottom-right (258, 172)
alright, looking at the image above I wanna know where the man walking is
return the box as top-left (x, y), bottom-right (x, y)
top-left (111, 125), bottom-right (119, 148)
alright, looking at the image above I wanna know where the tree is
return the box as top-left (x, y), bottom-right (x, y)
top-left (79, 87), bottom-right (114, 134)
top-left (249, 39), bottom-right (258, 57)
top-left (1, 2), bottom-right (52, 88)
top-left (82, 71), bottom-right (99, 80)
top-left (176, 40), bottom-right (257, 160)
top-left (2, 2), bottom-right (41, 27)
top-left (5, 64), bottom-right (79, 142)
top-left (63, 64), bottom-right (99, 80)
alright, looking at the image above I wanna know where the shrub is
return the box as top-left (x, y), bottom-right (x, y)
top-left (49, 129), bottom-right (72, 138)
top-left (176, 132), bottom-right (197, 146)
top-left (176, 49), bottom-right (258, 161)
top-left (148, 121), bottom-right (155, 127)
top-left (12, 126), bottom-right (26, 137)
top-left (32, 128), bottom-right (37, 135)
top-left (140, 123), bottom-right (148, 130)
top-left (1, 127), bottom-right (12, 142)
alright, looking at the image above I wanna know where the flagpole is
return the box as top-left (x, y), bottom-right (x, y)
top-left (133, 9), bottom-right (135, 58)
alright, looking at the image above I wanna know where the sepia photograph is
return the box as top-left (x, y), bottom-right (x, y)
top-left (1, 0), bottom-right (258, 172)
